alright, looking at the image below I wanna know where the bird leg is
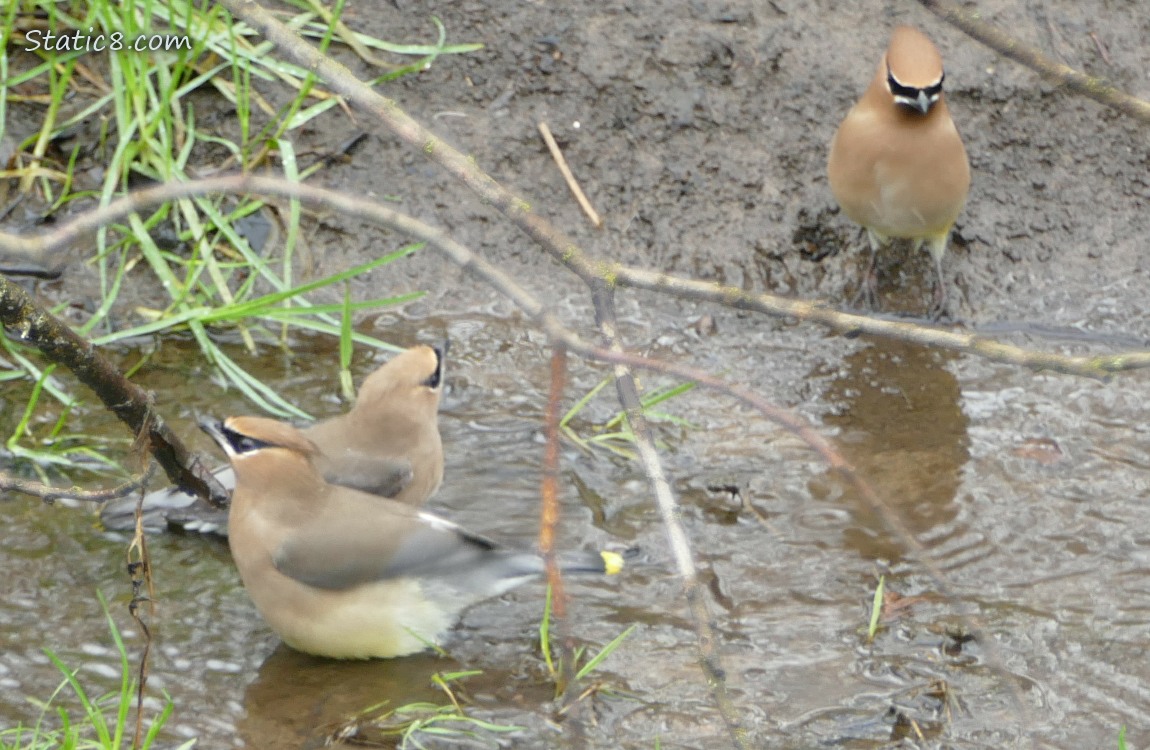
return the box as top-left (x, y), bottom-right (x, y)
top-left (923, 237), bottom-right (950, 320)
top-left (850, 229), bottom-right (885, 310)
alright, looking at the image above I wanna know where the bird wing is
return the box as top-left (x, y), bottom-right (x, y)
top-left (317, 449), bottom-right (413, 497)
top-left (270, 497), bottom-right (503, 590)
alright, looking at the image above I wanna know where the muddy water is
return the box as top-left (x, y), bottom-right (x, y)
top-left (1, 302), bottom-right (1148, 748)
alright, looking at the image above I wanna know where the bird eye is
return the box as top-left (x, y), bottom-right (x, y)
top-left (886, 67), bottom-right (944, 113)
top-left (223, 426), bottom-right (272, 454)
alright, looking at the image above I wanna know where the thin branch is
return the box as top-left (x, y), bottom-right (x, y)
top-left (539, 344), bottom-right (585, 740)
top-left (2, 176), bottom-right (1144, 381)
top-left (0, 279), bottom-right (228, 507)
top-left (0, 463), bottom-right (157, 504)
top-left (609, 266), bottom-right (1150, 378)
top-left (917, 0), bottom-right (1150, 123)
top-left (127, 507), bottom-right (155, 750)
top-left (591, 281), bottom-right (751, 747)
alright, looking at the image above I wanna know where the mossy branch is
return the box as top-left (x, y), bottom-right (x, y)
top-left (0, 274), bottom-right (229, 507)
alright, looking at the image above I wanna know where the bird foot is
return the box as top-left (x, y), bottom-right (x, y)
top-left (928, 280), bottom-right (951, 321)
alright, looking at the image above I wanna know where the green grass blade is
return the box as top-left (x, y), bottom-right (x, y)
top-left (576, 625), bottom-right (636, 680)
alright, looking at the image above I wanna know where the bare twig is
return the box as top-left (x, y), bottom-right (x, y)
top-left (917, 0), bottom-right (1150, 123)
top-left (0, 274), bottom-right (230, 507)
top-left (127, 501), bottom-right (155, 750)
top-left (539, 344), bottom-right (585, 739)
top-left (540, 345), bottom-right (567, 583)
top-left (591, 281), bottom-right (751, 747)
top-left (0, 463), bottom-right (156, 504)
top-left (538, 122), bottom-right (602, 228)
top-left (608, 266), bottom-right (1150, 378)
top-left (2, 176), bottom-right (1144, 380)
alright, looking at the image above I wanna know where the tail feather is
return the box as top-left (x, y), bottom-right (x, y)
top-left (556, 548), bottom-right (630, 576)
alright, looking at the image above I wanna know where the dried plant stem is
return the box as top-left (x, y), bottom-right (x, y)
top-left (538, 122), bottom-right (602, 228)
top-left (592, 281), bottom-right (750, 747)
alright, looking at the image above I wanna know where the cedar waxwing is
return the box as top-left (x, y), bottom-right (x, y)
top-left (827, 25), bottom-right (970, 307)
top-left (202, 415), bottom-right (625, 659)
top-left (100, 344), bottom-right (446, 536)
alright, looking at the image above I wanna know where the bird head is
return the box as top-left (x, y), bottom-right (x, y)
top-left (355, 343), bottom-right (445, 422)
top-left (200, 415), bottom-right (320, 471)
top-left (884, 26), bottom-right (946, 115)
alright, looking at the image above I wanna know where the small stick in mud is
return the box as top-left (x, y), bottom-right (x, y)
top-left (538, 121), bottom-right (602, 228)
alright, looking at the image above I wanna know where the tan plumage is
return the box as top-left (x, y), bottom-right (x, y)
top-left (203, 416), bottom-right (624, 659)
top-left (100, 344), bottom-right (445, 536)
top-left (827, 26), bottom-right (970, 305)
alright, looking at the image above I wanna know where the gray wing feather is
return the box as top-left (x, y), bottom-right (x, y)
top-left (317, 450), bottom-right (413, 497)
top-left (271, 500), bottom-right (545, 593)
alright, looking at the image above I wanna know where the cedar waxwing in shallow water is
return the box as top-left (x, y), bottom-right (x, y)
top-left (201, 415), bottom-right (625, 659)
top-left (827, 26), bottom-right (970, 308)
top-left (100, 344), bottom-right (446, 536)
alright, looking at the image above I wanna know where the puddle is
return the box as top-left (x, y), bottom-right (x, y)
top-left (4, 307), bottom-right (1150, 747)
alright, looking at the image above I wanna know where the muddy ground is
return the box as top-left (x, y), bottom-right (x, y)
top-left (3, 0), bottom-right (1150, 748)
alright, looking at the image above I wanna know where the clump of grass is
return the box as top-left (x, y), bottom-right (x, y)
top-left (0, 0), bottom-right (481, 471)
top-left (539, 585), bottom-right (636, 694)
top-left (0, 594), bottom-right (190, 750)
top-left (327, 670), bottom-right (522, 747)
top-left (560, 376), bottom-right (696, 460)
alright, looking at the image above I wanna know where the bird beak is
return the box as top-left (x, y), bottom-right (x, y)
top-left (429, 341), bottom-right (447, 389)
top-left (894, 88), bottom-right (933, 114)
top-left (198, 416), bottom-right (233, 457)
top-left (912, 89), bottom-right (931, 114)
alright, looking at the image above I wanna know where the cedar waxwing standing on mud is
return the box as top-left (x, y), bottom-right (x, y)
top-left (827, 25), bottom-right (970, 309)
top-left (100, 344), bottom-right (446, 536)
top-left (201, 416), bottom-right (625, 659)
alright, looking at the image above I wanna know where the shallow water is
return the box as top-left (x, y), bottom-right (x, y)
top-left (2, 301), bottom-right (1150, 748)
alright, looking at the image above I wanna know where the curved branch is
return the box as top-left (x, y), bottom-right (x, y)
top-left (2, 175), bottom-right (1143, 381)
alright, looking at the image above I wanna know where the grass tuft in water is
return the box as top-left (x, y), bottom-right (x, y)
top-left (560, 376), bottom-right (696, 460)
top-left (327, 670), bottom-right (521, 748)
top-left (539, 586), bottom-right (636, 694)
top-left (0, 593), bottom-right (191, 750)
top-left (1, 0), bottom-right (480, 470)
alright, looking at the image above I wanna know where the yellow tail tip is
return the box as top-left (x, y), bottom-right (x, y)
top-left (601, 550), bottom-right (625, 576)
